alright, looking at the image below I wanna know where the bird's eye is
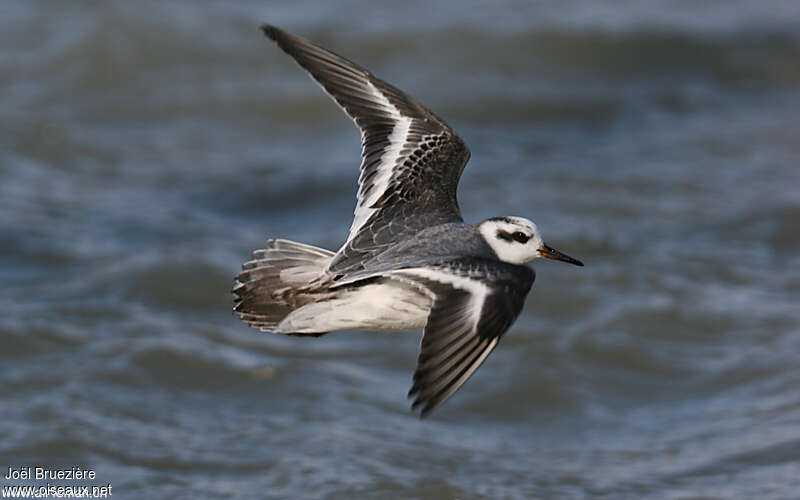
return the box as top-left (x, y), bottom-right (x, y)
top-left (512, 231), bottom-right (530, 243)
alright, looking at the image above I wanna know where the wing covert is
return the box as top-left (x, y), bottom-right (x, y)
top-left (262, 25), bottom-right (471, 254)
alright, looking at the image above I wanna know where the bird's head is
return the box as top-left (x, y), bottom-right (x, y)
top-left (478, 216), bottom-right (584, 266)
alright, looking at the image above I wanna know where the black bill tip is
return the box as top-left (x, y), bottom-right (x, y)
top-left (540, 244), bottom-right (584, 267)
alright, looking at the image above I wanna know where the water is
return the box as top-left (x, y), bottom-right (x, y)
top-left (2, 1), bottom-right (800, 498)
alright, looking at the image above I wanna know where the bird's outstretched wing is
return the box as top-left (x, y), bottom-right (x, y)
top-left (390, 257), bottom-right (535, 416)
top-left (262, 26), bottom-right (471, 274)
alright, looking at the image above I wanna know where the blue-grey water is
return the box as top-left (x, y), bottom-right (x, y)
top-left (2, 1), bottom-right (800, 498)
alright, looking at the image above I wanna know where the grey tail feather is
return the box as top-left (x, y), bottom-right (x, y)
top-left (233, 239), bottom-right (334, 336)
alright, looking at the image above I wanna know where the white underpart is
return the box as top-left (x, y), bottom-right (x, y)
top-left (347, 80), bottom-right (413, 242)
top-left (277, 279), bottom-right (430, 334)
top-left (278, 266), bottom-right (492, 335)
top-left (478, 216), bottom-right (543, 265)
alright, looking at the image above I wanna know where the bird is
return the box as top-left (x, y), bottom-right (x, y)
top-left (234, 25), bottom-right (584, 417)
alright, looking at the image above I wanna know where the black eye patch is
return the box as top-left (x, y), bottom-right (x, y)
top-left (497, 230), bottom-right (530, 243)
top-left (512, 231), bottom-right (530, 243)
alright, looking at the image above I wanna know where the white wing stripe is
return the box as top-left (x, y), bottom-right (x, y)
top-left (393, 267), bottom-right (488, 328)
top-left (347, 80), bottom-right (413, 241)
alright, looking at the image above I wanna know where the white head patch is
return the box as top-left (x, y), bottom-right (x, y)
top-left (478, 216), bottom-right (544, 264)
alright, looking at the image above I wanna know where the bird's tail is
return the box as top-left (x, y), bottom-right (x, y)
top-left (233, 239), bottom-right (335, 336)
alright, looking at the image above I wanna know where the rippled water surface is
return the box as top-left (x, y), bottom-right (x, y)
top-left (2, 1), bottom-right (800, 498)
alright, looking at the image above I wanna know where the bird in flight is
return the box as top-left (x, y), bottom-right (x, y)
top-left (234, 25), bottom-right (584, 416)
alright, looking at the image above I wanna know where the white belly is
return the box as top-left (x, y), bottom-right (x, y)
top-left (276, 279), bottom-right (432, 334)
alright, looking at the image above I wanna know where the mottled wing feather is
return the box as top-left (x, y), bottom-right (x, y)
top-left (393, 258), bottom-right (535, 416)
top-left (262, 26), bottom-right (471, 273)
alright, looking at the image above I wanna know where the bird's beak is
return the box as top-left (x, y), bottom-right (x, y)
top-left (539, 244), bottom-right (584, 266)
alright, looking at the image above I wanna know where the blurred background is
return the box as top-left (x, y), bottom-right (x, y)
top-left (2, 1), bottom-right (799, 498)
